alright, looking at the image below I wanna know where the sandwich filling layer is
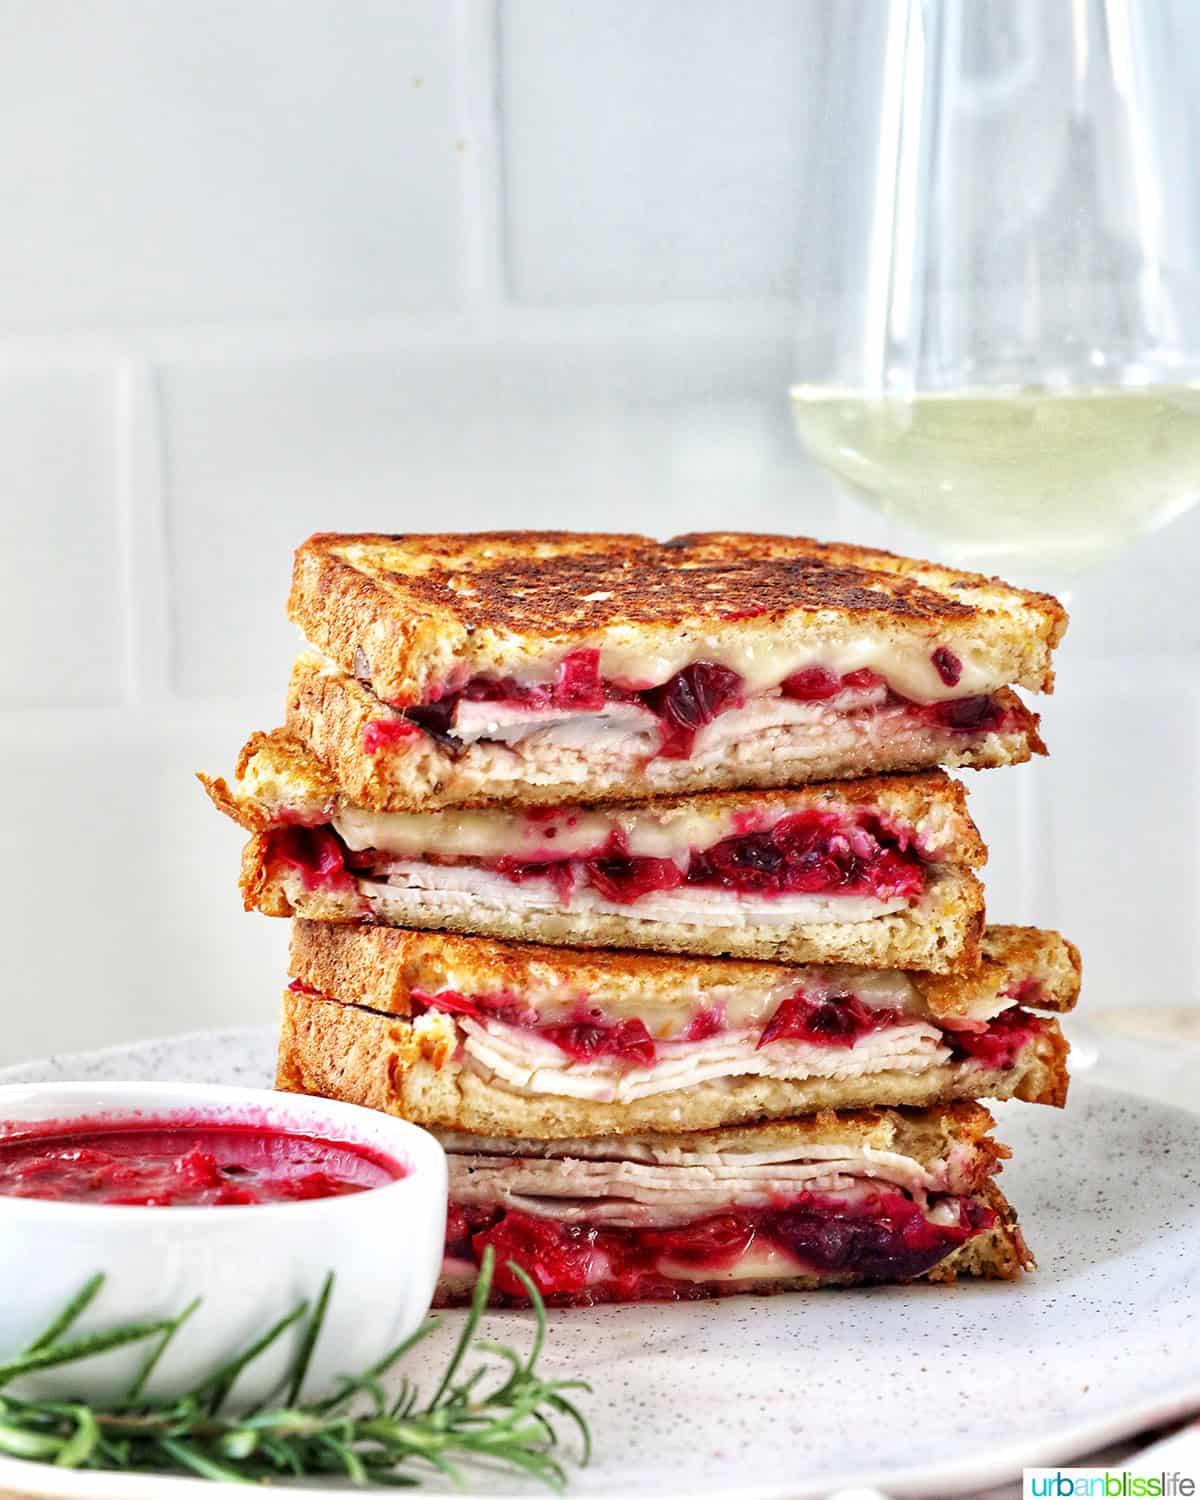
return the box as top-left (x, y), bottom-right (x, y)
top-left (261, 801), bottom-right (943, 925)
top-left (436, 1135), bottom-right (998, 1303)
top-left (367, 651), bottom-right (1021, 765)
top-left (288, 974), bottom-right (1046, 1107)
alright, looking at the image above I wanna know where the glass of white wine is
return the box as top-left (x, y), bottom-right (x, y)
top-left (791, 0), bottom-right (1200, 583)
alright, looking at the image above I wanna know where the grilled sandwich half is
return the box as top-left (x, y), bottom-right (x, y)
top-left (425, 1104), bottom-right (1033, 1304)
top-left (281, 530), bottom-right (1064, 810)
top-left (205, 733), bottom-right (988, 972)
top-left (276, 921), bottom-right (1079, 1139)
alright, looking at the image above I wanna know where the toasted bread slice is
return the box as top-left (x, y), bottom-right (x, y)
top-left (434, 1097), bottom-right (1004, 1165)
top-left (289, 530), bottom-right (1066, 706)
top-left (924, 925), bottom-right (1082, 1022)
top-left (204, 745), bottom-right (989, 972)
top-left (427, 1104), bottom-right (1032, 1302)
top-left (200, 729), bottom-right (341, 834)
top-left (276, 917), bottom-right (1075, 1138)
top-left (284, 654), bottom-right (1046, 811)
top-left (287, 919), bottom-right (1079, 1027)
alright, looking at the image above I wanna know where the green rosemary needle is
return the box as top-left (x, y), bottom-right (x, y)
top-left (0, 1248), bottom-right (590, 1488)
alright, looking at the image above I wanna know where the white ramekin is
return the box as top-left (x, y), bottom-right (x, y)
top-left (0, 1081), bottom-right (447, 1407)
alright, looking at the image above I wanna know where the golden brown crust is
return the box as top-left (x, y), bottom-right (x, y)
top-left (287, 919), bottom-right (1074, 1024)
top-left (288, 531), bottom-right (1066, 706)
top-left (1009, 692), bottom-right (1049, 758)
top-left (928, 1179), bottom-right (1035, 1280)
top-left (983, 925), bottom-right (1082, 1005)
top-left (919, 925), bottom-right (1081, 1019)
top-left (276, 990), bottom-right (1069, 1136)
top-left (199, 730), bottom-right (340, 833)
top-left (196, 770), bottom-right (249, 829)
top-left (285, 653), bottom-right (1045, 811)
top-left (290, 533), bottom-right (632, 708)
top-left (677, 531), bottom-right (1067, 656)
top-left (307, 535), bottom-right (984, 632)
top-left (237, 837), bottom-right (294, 918)
top-left (1018, 1021), bottom-right (1071, 1108)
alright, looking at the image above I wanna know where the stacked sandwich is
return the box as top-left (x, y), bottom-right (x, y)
top-left (203, 530), bottom-right (1078, 1305)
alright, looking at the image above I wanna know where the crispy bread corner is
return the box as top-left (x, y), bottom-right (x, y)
top-left (917, 925), bottom-right (1082, 1020)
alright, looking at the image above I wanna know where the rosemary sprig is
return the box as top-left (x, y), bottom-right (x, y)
top-left (0, 1248), bottom-right (590, 1488)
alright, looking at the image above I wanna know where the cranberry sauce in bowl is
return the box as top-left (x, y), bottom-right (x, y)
top-left (0, 1082), bottom-right (447, 1407)
top-left (0, 1118), bottom-right (403, 1207)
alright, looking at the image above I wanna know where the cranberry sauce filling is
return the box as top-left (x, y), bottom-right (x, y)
top-left (931, 647), bottom-right (963, 686)
top-left (780, 665), bottom-right (882, 700)
top-left (947, 1006), bottom-right (1044, 1069)
top-left (410, 988), bottom-right (659, 1065)
top-left (542, 1018), bottom-right (657, 1066)
top-left (277, 808), bottom-right (929, 907)
top-left (409, 988), bottom-right (528, 1027)
top-left (362, 716), bottom-right (421, 755)
top-left (364, 648), bottom-right (1011, 758)
top-left (0, 1122), bottom-right (402, 1207)
top-left (492, 810), bottom-right (927, 905)
top-left (386, 652), bottom-right (745, 761)
top-left (919, 695), bottom-right (1007, 732)
top-left (443, 1189), bottom-right (995, 1304)
top-left (682, 811), bottom-right (925, 900)
top-left (640, 661), bottom-right (744, 757)
top-left (263, 826), bottom-right (356, 894)
top-left (756, 991), bottom-right (904, 1049)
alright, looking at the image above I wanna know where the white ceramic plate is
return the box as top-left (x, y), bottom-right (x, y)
top-left (0, 1027), bottom-right (1198, 1500)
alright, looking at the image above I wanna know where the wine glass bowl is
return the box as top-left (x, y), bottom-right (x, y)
top-left (790, 383), bottom-right (1200, 573)
top-left (792, 0), bottom-right (1200, 579)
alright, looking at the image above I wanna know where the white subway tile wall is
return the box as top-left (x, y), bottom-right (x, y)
top-left (0, 711), bottom-right (288, 1063)
top-left (0, 1), bottom-right (461, 329)
top-left (0, 1), bottom-right (1195, 1063)
top-left (160, 325), bottom-right (807, 694)
top-left (501, 1), bottom-right (828, 300)
top-left (0, 368), bottom-right (123, 704)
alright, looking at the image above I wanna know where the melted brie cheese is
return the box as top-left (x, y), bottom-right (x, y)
top-left (588, 634), bottom-right (995, 704)
top-left (402, 963), bottom-right (921, 1038)
top-left (656, 1241), bottom-right (808, 1283)
top-left (334, 801), bottom-right (748, 861)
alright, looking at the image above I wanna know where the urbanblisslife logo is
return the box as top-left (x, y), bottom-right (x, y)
top-left (1024, 1470), bottom-right (1197, 1498)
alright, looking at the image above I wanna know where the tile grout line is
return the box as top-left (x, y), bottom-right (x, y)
top-left (113, 357), bottom-right (173, 704)
top-left (0, 300), bottom-right (802, 365)
top-left (451, 0), bottom-right (508, 312)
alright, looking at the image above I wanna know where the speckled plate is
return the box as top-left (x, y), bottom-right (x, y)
top-left (1, 1028), bottom-right (1198, 1500)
